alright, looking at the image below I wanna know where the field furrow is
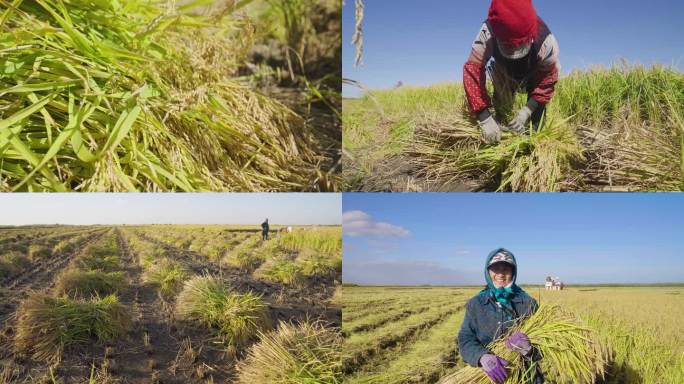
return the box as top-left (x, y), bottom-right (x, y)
top-left (343, 302), bottom-right (465, 374)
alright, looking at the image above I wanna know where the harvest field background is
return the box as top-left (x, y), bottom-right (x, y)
top-left (0, 0), bottom-right (341, 191)
top-left (0, 224), bottom-right (342, 383)
top-left (341, 285), bottom-right (684, 384)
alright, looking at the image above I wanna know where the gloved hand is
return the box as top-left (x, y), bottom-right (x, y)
top-left (479, 353), bottom-right (509, 384)
top-left (478, 115), bottom-right (502, 144)
top-left (507, 106), bottom-right (533, 133)
top-left (506, 331), bottom-right (532, 356)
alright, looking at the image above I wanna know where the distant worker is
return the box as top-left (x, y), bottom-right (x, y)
top-left (457, 248), bottom-right (544, 384)
top-left (464, 0), bottom-right (560, 143)
top-left (261, 218), bottom-right (269, 240)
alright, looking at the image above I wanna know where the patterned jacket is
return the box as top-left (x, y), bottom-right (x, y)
top-left (463, 19), bottom-right (561, 115)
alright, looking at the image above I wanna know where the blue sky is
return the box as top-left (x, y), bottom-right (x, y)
top-left (0, 193), bottom-right (341, 226)
top-left (343, 193), bottom-right (684, 285)
top-left (342, 0), bottom-right (684, 97)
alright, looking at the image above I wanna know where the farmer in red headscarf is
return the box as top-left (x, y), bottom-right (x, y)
top-left (463, 0), bottom-right (560, 143)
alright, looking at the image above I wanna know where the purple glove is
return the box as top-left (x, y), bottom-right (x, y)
top-left (506, 331), bottom-right (532, 356)
top-left (479, 353), bottom-right (509, 384)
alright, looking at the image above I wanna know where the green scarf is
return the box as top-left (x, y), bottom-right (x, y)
top-left (489, 285), bottom-right (517, 317)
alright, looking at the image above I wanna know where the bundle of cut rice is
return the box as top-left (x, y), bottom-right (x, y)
top-left (440, 304), bottom-right (611, 384)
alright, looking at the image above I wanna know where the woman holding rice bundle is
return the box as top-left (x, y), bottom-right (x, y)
top-left (457, 248), bottom-right (544, 384)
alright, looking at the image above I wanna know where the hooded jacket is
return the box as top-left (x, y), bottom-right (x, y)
top-left (457, 248), bottom-right (538, 367)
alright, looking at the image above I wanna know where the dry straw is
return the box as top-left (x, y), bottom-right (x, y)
top-left (440, 304), bottom-right (611, 384)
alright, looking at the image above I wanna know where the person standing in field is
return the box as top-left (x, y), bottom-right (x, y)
top-left (463, 0), bottom-right (561, 143)
top-left (457, 248), bottom-right (544, 384)
top-left (261, 218), bottom-right (269, 241)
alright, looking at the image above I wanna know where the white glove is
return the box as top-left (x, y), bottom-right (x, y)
top-left (478, 115), bottom-right (502, 144)
top-left (507, 106), bottom-right (533, 133)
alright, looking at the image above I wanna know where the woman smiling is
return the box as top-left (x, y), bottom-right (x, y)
top-left (457, 248), bottom-right (543, 384)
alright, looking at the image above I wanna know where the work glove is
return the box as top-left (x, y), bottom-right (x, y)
top-left (507, 106), bottom-right (533, 133)
top-left (478, 115), bottom-right (502, 144)
top-left (480, 353), bottom-right (509, 384)
top-left (506, 331), bottom-right (532, 356)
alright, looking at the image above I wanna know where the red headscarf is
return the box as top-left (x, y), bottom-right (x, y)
top-left (487, 0), bottom-right (538, 47)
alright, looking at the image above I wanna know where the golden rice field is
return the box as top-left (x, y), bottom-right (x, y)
top-left (0, 224), bottom-right (342, 383)
top-left (341, 285), bottom-right (684, 384)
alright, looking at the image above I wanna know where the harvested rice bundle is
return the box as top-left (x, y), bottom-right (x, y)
top-left (440, 304), bottom-right (611, 384)
top-left (14, 293), bottom-right (131, 362)
top-left (54, 269), bottom-right (127, 298)
top-left (0, 0), bottom-right (318, 191)
top-left (175, 275), bottom-right (270, 347)
top-left (409, 113), bottom-right (584, 192)
top-left (0, 251), bottom-right (30, 278)
top-left (235, 321), bottom-right (343, 384)
top-left (27, 244), bottom-right (51, 260)
top-left (142, 258), bottom-right (187, 300)
top-left (254, 258), bottom-right (306, 287)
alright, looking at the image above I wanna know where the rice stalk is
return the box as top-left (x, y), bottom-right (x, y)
top-left (352, 0), bottom-right (364, 67)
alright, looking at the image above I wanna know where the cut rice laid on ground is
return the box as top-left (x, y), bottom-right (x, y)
top-left (0, 0), bottom-right (323, 191)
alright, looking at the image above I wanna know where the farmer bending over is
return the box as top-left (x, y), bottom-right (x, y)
top-left (457, 248), bottom-right (544, 384)
top-left (261, 218), bottom-right (269, 241)
top-left (464, 0), bottom-right (560, 143)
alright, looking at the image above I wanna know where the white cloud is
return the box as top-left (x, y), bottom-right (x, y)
top-left (343, 210), bottom-right (410, 237)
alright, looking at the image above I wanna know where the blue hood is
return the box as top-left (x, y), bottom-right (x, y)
top-left (484, 247), bottom-right (518, 289)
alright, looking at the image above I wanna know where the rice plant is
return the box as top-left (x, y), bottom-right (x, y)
top-left (0, 0), bottom-right (321, 191)
top-left (175, 275), bottom-right (271, 347)
top-left (236, 321), bottom-right (343, 384)
top-left (440, 304), bottom-right (611, 384)
top-left (14, 293), bottom-right (131, 361)
top-left (54, 269), bottom-right (127, 299)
